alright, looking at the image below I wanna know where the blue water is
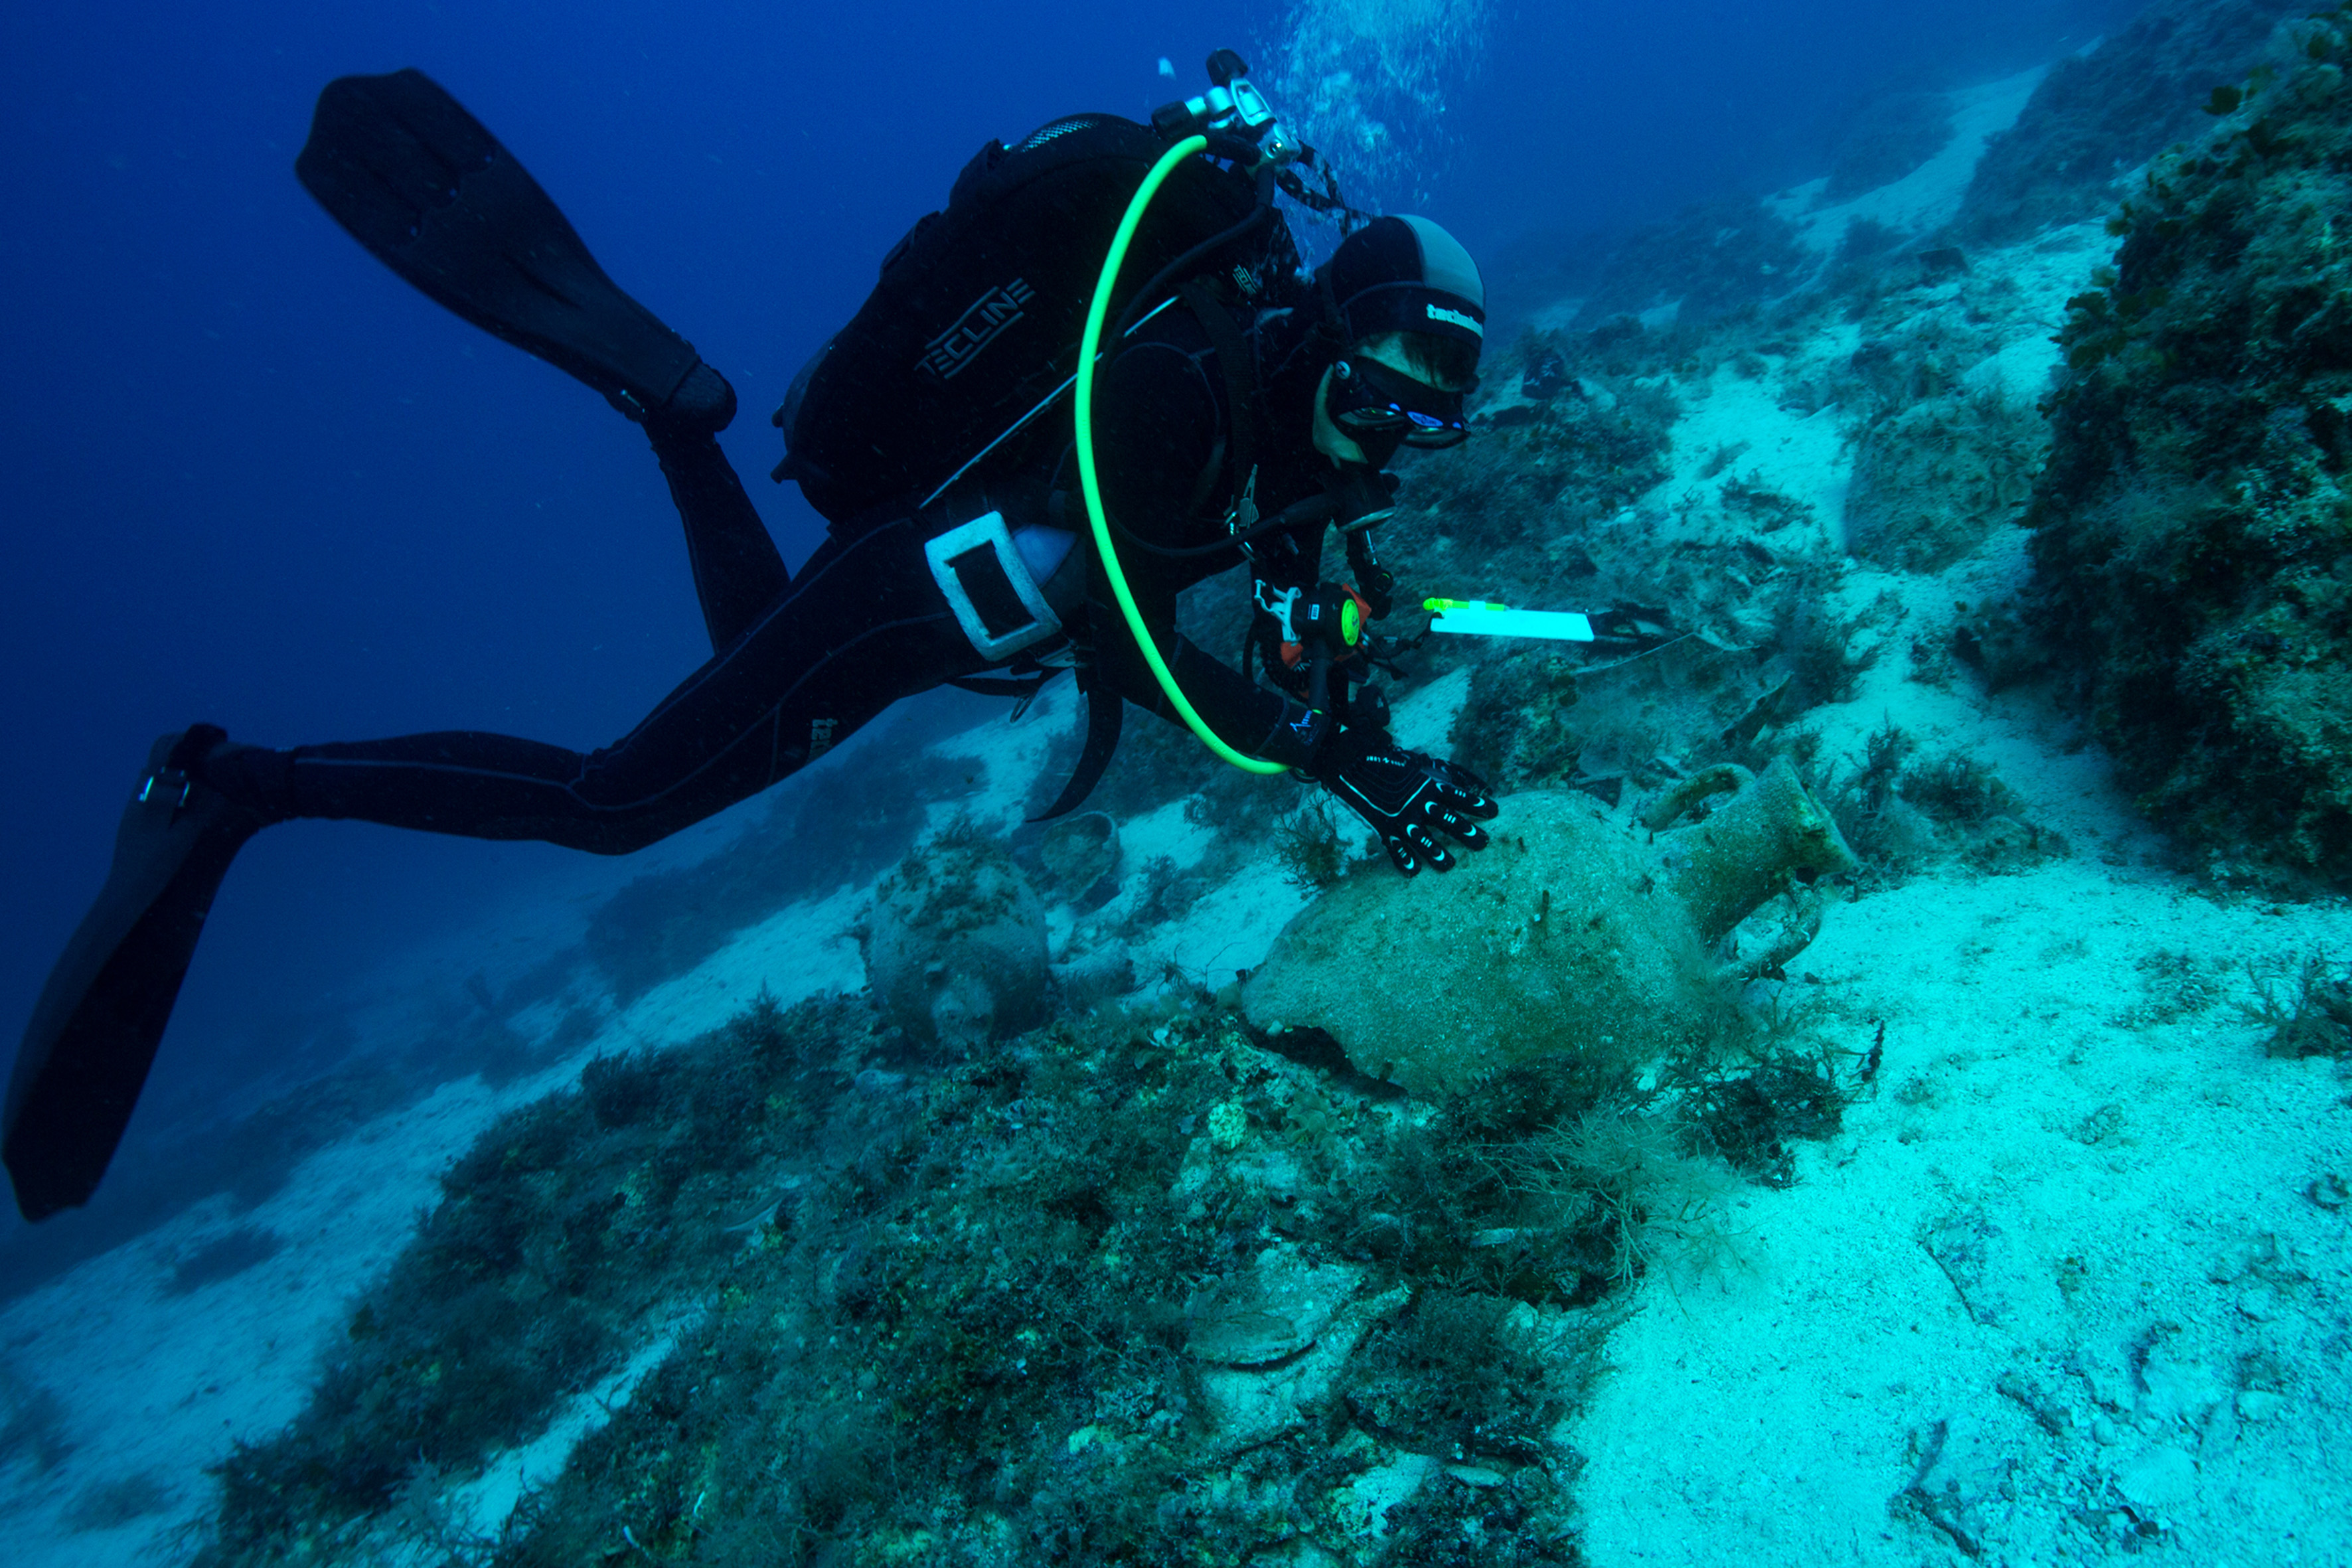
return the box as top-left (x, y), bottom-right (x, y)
top-left (0, 0), bottom-right (2135, 1241)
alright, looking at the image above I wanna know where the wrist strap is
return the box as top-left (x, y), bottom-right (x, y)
top-left (1258, 698), bottom-right (1329, 771)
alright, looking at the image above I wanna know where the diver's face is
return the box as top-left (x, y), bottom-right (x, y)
top-left (1312, 339), bottom-right (1474, 469)
top-left (1312, 365), bottom-right (1394, 468)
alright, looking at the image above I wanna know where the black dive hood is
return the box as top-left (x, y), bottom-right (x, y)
top-left (1318, 214), bottom-right (1489, 355)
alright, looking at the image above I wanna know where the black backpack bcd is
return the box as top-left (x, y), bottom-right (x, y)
top-left (772, 114), bottom-right (1297, 534)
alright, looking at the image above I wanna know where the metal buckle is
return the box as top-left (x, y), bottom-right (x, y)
top-left (137, 769), bottom-right (193, 809)
top-left (1225, 466), bottom-right (1261, 559)
top-left (1254, 580), bottom-right (1301, 643)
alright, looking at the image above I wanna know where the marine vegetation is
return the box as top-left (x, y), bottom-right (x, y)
top-left (192, 953), bottom-right (1863, 1567)
top-left (2240, 949), bottom-right (2352, 1056)
top-left (1816, 720), bottom-right (2068, 886)
top-left (201, 996), bottom-right (858, 1565)
top-left (1274, 799), bottom-right (1355, 891)
top-left (2031, 5), bottom-right (2352, 885)
top-left (1956, 0), bottom-right (2313, 244)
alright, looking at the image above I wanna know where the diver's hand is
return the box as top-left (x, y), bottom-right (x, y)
top-left (1311, 726), bottom-right (1498, 876)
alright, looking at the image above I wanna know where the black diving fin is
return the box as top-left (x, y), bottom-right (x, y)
top-left (4, 729), bottom-right (267, 1221)
top-left (296, 68), bottom-right (736, 431)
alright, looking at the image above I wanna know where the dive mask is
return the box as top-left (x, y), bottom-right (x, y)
top-left (1326, 356), bottom-right (1472, 450)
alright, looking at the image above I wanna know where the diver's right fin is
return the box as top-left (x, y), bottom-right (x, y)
top-left (295, 68), bottom-right (735, 431)
top-left (3, 730), bottom-right (266, 1222)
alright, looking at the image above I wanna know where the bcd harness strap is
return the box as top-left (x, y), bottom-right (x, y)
top-left (1031, 680), bottom-right (1125, 822)
top-left (1036, 283), bottom-right (1271, 819)
top-left (927, 281), bottom-right (1263, 672)
top-left (1176, 277), bottom-right (1261, 533)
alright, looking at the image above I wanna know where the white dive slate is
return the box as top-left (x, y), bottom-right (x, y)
top-left (1423, 599), bottom-right (1595, 642)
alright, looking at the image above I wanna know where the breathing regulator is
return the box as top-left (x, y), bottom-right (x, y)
top-left (1150, 49), bottom-right (1305, 164)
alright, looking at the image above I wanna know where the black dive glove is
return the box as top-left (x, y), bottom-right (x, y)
top-left (1311, 726), bottom-right (1499, 876)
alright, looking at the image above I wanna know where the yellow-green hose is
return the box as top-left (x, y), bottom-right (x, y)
top-left (1076, 135), bottom-right (1291, 777)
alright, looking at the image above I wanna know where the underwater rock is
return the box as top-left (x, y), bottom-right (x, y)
top-left (1050, 943), bottom-right (1135, 1013)
top-left (1843, 388), bottom-right (2045, 571)
top-left (1956, 0), bottom-right (2312, 243)
top-left (2031, 14), bottom-right (2352, 884)
top-left (1571, 193), bottom-right (1811, 328)
top-left (863, 836), bottom-right (1049, 1050)
top-left (1186, 1255), bottom-right (1364, 1368)
top-left (1242, 762), bottom-right (1855, 1095)
top-left (1403, 362), bottom-right (1678, 546)
top-left (1824, 88), bottom-right (1957, 200)
top-left (1520, 348), bottom-right (1571, 401)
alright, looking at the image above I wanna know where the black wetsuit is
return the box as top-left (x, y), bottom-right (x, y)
top-left (218, 296), bottom-right (1368, 850)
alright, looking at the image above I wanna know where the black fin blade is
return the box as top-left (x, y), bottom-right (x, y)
top-left (5, 749), bottom-right (260, 1221)
top-left (295, 68), bottom-right (716, 422)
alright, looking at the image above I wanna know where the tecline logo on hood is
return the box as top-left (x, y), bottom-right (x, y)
top-left (1425, 303), bottom-right (1482, 337)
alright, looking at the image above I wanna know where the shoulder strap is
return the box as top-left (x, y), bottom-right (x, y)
top-left (1178, 277), bottom-right (1261, 518)
top-left (1031, 286), bottom-right (1257, 821)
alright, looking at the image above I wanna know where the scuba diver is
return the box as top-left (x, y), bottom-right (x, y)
top-left (4, 56), bottom-right (1498, 1221)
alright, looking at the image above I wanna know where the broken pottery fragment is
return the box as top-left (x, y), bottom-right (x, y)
top-left (1242, 759), bottom-right (1855, 1095)
top-left (1038, 810), bottom-right (1121, 902)
top-left (1184, 1249), bottom-right (1407, 1453)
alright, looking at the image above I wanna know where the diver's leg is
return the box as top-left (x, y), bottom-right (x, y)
top-left (8, 519), bottom-right (974, 1219)
top-left (643, 422), bottom-right (792, 654)
top-left (206, 518), bottom-right (971, 854)
top-left (300, 69), bottom-right (788, 651)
